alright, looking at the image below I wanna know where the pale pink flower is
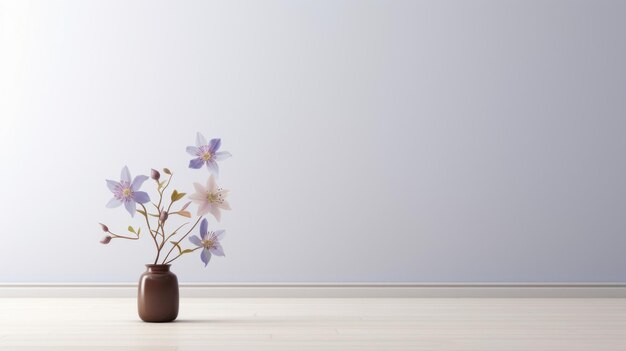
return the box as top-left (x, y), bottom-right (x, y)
top-left (189, 175), bottom-right (231, 221)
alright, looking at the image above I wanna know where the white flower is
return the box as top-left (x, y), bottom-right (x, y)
top-left (189, 175), bottom-right (231, 221)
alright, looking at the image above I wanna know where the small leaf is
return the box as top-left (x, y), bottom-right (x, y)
top-left (170, 241), bottom-right (182, 254)
top-left (137, 228), bottom-right (141, 235)
top-left (163, 168), bottom-right (172, 175)
top-left (171, 190), bottom-right (186, 202)
top-left (137, 209), bottom-right (147, 217)
top-left (128, 226), bottom-right (136, 234)
top-left (181, 201), bottom-right (191, 211)
top-left (177, 210), bottom-right (192, 218)
top-left (181, 249), bottom-right (194, 254)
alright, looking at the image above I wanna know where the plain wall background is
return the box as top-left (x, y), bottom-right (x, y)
top-left (1, 0), bottom-right (625, 283)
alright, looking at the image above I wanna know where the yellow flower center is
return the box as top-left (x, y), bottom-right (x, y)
top-left (201, 239), bottom-right (214, 249)
top-left (206, 192), bottom-right (218, 203)
top-left (122, 188), bottom-right (132, 197)
top-left (202, 152), bottom-right (212, 161)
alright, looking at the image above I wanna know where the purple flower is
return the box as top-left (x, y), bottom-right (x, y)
top-left (186, 132), bottom-right (231, 177)
top-left (189, 218), bottom-right (225, 267)
top-left (105, 166), bottom-right (150, 217)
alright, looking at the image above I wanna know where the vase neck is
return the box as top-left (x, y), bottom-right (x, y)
top-left (145, 264), bottom-right (171, 273)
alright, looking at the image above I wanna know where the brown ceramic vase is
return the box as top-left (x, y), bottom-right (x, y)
top-left (138, 264), bottom-right (179, 322)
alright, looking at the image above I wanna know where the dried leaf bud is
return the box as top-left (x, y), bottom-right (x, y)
top-left (99, 223), bottom-right (109, 232)
top-left (163, 168), bottom-right (172, 175)
top-left (160, 211), bottom-right (169, 222)
top-left (150, 169), bottom-right (160, 181)
top-left (100, 235), bottom-right (112, 244)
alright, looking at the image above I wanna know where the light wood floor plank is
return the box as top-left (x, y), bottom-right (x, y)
top-left (0, 298), bottom-right (625, 350)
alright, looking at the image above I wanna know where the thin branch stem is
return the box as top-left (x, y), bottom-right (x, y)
top-left (165, 246), bottom-right (202, 265)
top-left (157, 221), bottom-right (165, 238)
top-left (151, 203), bottom-right (161, 214)
top-left (157, 224), bottom-right (165, 246)
top-left (111, 235), bottom-right (139, 240)
top-left (161, 216), bottom-right (203, 264)
top-left (153, 173), bottom-right (173, 247)
top-left (154, 220), bottom-right (164, 263)
top-left (157, 173), bottom-right (173, 210)
top-left (139, 203), bottom-right (161, 264)
top-left (163, 222), bottom-right (189, 243)
top-left (107, 229), bottom-right (139, 240)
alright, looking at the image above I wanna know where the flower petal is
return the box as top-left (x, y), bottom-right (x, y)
top-left (193, 182), bottom-right (206, 194)
top-left (206, 160), bottom-right (219, 177)
top-left (200, 218), bottom-right (208, 239)
top-left (131, 175), bottom-right (149, 191)
top-left (106, 180), bottom-right (121, 193)
top-left (189, 157), bottom-right (204, 169)
top-left (189, 193), bottom-right (206, 202)
top-left (196, 132), bottom-right (207, 147)
top-left (133, 191), bottom-right (150, 204)
top-left (200, 248), bottom-right (212, 267)
top-left (124, 200), bottom-right (136, 217)
top-left (208, 205), bottom-right (221, 222)
top-left (189, 235), bottom-right (202, 247)
top-left (209, 242), bottom-right (225, 257)
top-left (219, 200), bottom-right (231, 210)
top-left (207, 175), bottom-right (217, 192)
top-left (197, 202), bottom-right (211, 216)
top-left (121, 166), bottom-right (131, 183)
top-left (106, 197), bottom-right (123, 208)
top-left (212, 229), bottom-right (226, 241)
top-left (208, 138), bottom-right (221, 153)
top-left (186, 146), bottom-right (200, 156)
top-left (213, 151), bottom-right (232, 161)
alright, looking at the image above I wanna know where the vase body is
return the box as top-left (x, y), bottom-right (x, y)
top-left (138, 264), bottom-right (179, 322)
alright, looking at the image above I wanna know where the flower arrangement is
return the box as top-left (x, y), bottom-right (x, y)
top-left (99, 132), bottom-right (232, 267)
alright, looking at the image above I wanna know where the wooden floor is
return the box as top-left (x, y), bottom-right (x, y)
top-left (1, 298), bottom-right (625, 350)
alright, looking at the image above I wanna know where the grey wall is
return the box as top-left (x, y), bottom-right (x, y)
top-left (1, 0), bottom-right (625, 283)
